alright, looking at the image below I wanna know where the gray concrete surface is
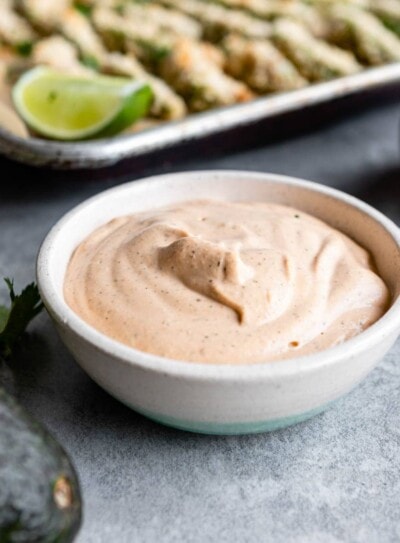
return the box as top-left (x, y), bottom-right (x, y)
top-left (0, 92), bottom-right (400, 542)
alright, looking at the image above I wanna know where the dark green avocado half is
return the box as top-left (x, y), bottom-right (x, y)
top-left (0, 386), bottom-right (82, 543)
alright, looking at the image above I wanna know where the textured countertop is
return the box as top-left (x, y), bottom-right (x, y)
top-left (1, 90), bottom-right (400, 543)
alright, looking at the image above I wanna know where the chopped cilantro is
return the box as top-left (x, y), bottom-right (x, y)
top-left (81, 55), bottom-right (100, 71)
top-left (74, 3), bottom-right (92, 17)
top-left (16, 41), bottom-right (33, 57)
top-left (0, 278), bottom-right (44, 359)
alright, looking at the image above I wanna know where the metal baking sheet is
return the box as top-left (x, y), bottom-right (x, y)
top-left (1, 63), bottom-right (400, 169)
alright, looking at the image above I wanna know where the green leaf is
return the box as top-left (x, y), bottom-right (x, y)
top-left (4, 277), bottom-right (15, 301)
top-left (0, 306), bottom-right (9, 332)
top-left (0, 278), bottom-right (44, 360)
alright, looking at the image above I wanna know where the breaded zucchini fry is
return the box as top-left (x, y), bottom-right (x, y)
top-left (0, 98), bottom-right (29, 137)
top-left (74, 0), bottom-right (122, 9)
top-left (211, 0), bottom-right (330, 39)
top-left (305, 0), bottom-right (368, 6)
top-left (0, 44), bottom-right (32, 84)
top-left (222, 33), bottom-right (307, 93)
top-left (92, 5), bottom-right (176, 63)
top-left (368, 0), bottom-right (400, 35)
top-left (102, 52), bottom-right (187, 119)
top-left (0, 45), bottom-right (20, 68)
top-left (0, 3), bottom-right (36, 51)
top-left (100, 51), bottom-right (148, 80)
top-left (325, 4), bottom-right (400, 64)
top-left (18, 0), bottom-right (72, 33)
top-left (272, 18), bottom-right (361, 81)
top-left (0, 46), bottom-right (25, 104)
top-left (122, 4), bottom-right (202, 40)
top-left (60, 8), bottom-right (108, 65)
top-left (32, 36), bottom-right (94, 75)
top-left (158, 37), bottom-right (253, 111)
top-left (160, 0), bottom-right (272, 41)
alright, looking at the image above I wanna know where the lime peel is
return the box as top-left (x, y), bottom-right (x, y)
top-left (12, 66), bottom-right (153, 140)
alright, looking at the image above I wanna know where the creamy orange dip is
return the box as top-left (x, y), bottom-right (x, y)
top-left (64, 200), bottom-right (390, 364)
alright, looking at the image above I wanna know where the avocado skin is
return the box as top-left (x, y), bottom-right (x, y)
top-left (0, 386), bottom-right (82, 543)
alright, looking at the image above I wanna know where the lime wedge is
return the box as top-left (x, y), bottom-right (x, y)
top-left (12, 66), bottom-right (153, 140)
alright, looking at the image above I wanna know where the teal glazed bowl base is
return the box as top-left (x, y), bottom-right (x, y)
top-left (127, 402), bottom-right (335, 435)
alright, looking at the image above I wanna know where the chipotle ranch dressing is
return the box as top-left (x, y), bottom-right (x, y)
top-left (64, 200), bottom-right (390, 364)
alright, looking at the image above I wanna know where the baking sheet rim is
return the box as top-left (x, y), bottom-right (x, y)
top-left (1, 63), bottom-right (399, 169)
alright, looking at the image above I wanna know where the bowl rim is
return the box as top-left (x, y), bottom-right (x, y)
top-left (37, 170), bottom-right (400, 381)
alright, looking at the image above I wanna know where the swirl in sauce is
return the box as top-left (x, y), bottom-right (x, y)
top-left (64, 200), bottom-right (390, 364)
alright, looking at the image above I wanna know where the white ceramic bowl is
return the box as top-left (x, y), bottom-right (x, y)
top-left (37, 171), bottom-right (400, 434)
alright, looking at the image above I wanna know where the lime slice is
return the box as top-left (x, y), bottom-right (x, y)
top-left (12, 66), bottom-right (153, 140)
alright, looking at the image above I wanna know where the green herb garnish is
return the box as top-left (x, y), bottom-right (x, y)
top-left (16, 41), bottom-right (33, 57)
top-left (0, 278), bottom-right (44, 359)
top-left (74, 2), bottom-right (93, 17)
top-left (81, 54), bottom-right (100, 71)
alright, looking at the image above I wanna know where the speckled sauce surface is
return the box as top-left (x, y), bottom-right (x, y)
top-left (64, 199), bottom-right (389, 364)
top-left (1, 92), bottom-right (400, 542)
